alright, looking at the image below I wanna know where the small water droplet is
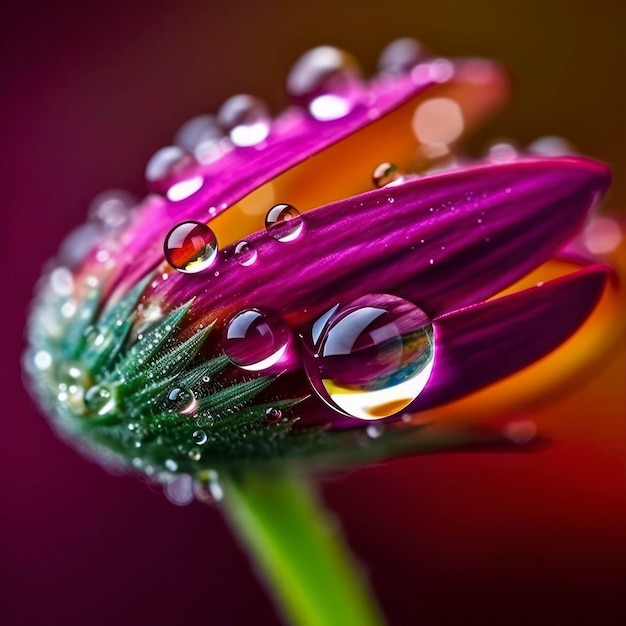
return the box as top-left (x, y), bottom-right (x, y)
top-left (265, 407), bottom-right (282, 423)
top-left (163, 473), bottom-right (193, 505)
top-left (366, 424), bottom-right (383, 439)
top-left (234, 240), bottom-right (258, 266)
top-left (85, 384), bottom-right (116, 416)
top-left (217, 94), bottom-right (271, 147)
top-left (528, 135), bottom-right (575, 156)
top-left (265, 203), bottom-right (303, 242)
top-left (223, 308), bottom-right (292, 372)
top-left (146, 146), bottom-right (194, 182)
top-left (192, 429), bottom-right (208, 445)
top-left (372, 162), bottom-right (402, 188)
top-left (49, 267), bottom-right (74, 297)
top-left (193, 470), bottom-right (223, 505)
top-left (33, 350), bottom-right (52, 371)
top-left (486, 142), bottom-right (518, 163)
top-left (166, 386), bottom-right (199, 416)
top-left (504, 420), bottom-right (537, 445)
top-left (164, 459), bottom-right (179, 472)
top-left (286, 46), bottom-right (364, 121)
top-left (378, 38), bottom-right (425, 75)
top-left (302, 294), bottom-right (435, 420)
top-left (175, 114), bottom-right (223, 160)
top-left (88, 190), bottom-right (136, 229)
top-left (164, 221), bottom-right (218, 273)
top-left (188, 449), bottom-right (202, 461)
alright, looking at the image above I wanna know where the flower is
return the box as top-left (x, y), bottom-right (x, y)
top-left (24, 43), bottom-right (621, 491)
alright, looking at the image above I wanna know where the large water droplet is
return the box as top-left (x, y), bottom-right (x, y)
top-left (372, 162), bottom-right (402, 188)
top-left (286, 46), bottom-right (364, 121)
top-left (85, 384), bottom-right (116, 416)
top-left (164, 221), bottom-right (218, 273)
top-left (217, 94), bottom-right (271, 147)
top-left (265, 203), bottom-right (303, 242)
top-left (223, 308), bottom-right (292, 372)
top-left (165, 386), bottom-right (199, 416)
top-left (302, 294), bottom-right (435, 420)
top-left (234, 240), bottom-right (258, 266)
top-left (378, 38), bottom-right (425, 75)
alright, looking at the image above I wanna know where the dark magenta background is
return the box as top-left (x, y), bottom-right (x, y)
top-left (1, 1), bottom-right (625, 625)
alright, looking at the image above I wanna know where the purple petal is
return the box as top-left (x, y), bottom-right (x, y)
top-left (294, 265), bottom-right (608, 427)
top-left (411, 265), bottom-right (608, 410)
top-left (96, 58), bottom-right (507, 294)
top-left (155, 157), bottom-right (609, 323)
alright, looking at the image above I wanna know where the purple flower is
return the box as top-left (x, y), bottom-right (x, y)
top-left (25, 44), bottom-right (616, 476)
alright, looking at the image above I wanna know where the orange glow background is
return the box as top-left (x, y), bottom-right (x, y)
top-left (1, 1), bottom-right (624, 624)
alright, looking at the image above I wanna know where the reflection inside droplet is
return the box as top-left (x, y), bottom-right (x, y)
top-left (265, 203), bottom-right (303, 242)
top-left (164, 221), bottom-right (218, 273)
top-left (217, 94), bottom-right (271, 147)
top-left (302, 294), bottom-right (435, 420)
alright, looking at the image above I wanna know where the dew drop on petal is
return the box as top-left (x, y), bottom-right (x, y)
top-left (223, 308), bottom-right (292, 372)
top-left (164, 221), bottom-right (218, 273)
top-left (165, 386), bottom-right (199, 416)
top-left (88, 190), bottom-right (136, 229)
top-left (378, 38), bottom-right (425, 75)
top-left (145, 146), bottom-right (192, 183)
top-left (486, 142), bottom-right (518, 163)
top-left (265, 203), bottom-right (303, 242)
top-left (217, 94), bottom-right (271, 147)
top-left (286, 46), bottom-right (364, 121)
top-left (372, 162), bottom-right (402, 188)
top-left (302, 294), bottom-right (435, 420)
top-left (234, 240), bottom-right (258, 266)
top-left (175, 114), bottom-right (222, 154)
top-left (84, 384), bottom-right (116, 416)
top-left (528, 135), bottom-right (576, 156)
top-left (192, 429), bottom-right (208, 445)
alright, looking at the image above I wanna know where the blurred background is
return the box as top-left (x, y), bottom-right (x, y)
top-left (1, 1), bottom-right (624, 624)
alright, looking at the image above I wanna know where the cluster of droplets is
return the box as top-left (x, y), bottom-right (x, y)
top-left (163, 202), bottom-right (304, 274)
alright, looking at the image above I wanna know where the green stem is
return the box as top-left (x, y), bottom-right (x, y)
top-left (220, 468), bottom-right (387, 626)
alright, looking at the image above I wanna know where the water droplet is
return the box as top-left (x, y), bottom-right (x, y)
top-left (265, 203), bottom-right (303, 242)
top-left (504, 420), bottom-right (537, 445)
top-left (486, 142), bottom-right (518, 163)
top-left (286, 46), bottom-right (364, 121)
top-left (49, 267), bottom-right (74, 297)
top-left (175, 114), bottom-right (223, 161)
top-left (164, 459), bottom-right (179, 472)
top-left (528, 135), bottom-right (575, 156)
top-left (85, 384), bottom-right (116, 416)
top-left (217, 94), bottom-right (271, 147)
top-left (145, 146), bottom-right (193, 182)
top-left (223, 308), bottom-right (292, 372)
top-left (188, 449), bottom-right (202, 461)
top-left (88, 190), bottom-right (136, 229)
top-left (234, 240), bottom-right (258, 266)
top-left (163, 473), bottom-right (193, 505)
top-left (372, 162), bottom-right (402, 188)
top-left (366, 424), bottom-right (383, 439)
top-left (165, 386), bottom-right (199, 416)
top-left (33, 350), bottom-right (52, 371)
top-left (302, 294), bottom-right (435, 420)
top-left (193, 470), bottom-right (223, 505)
top-left (192, 429), bottom-right (208, 445)
top-left (265, 407), bottom-right (282, 423)
top-left (378, 38), bottom-right (425, 75)
top-left (164, 221), bottom-right (218, 273)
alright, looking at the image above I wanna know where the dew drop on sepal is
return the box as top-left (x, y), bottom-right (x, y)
top-left (164, 221), bottom-right (218, 273)
top-left (302, 294), bottom-right (435, 420)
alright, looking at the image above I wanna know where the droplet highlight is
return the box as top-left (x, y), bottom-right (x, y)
top-left (302, 294), bottom-right (435, 420)
top-left (164, 221), bottom-right (218, 273)
top-left (85, 384), bottom-right (116, 416)
top-left (223, 308), bottom-right (292, 372)
top-left (165, 386), bottom-right (199, 416)
top-left (265, 203), bottom-right (303, 242)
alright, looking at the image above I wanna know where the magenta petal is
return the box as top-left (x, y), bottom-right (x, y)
top-left (159, 157), bottom-right (609, 323)
top-left (103, 58), bottom-right (506, 293)
top-left (410, 265), bottom-right (608, 411)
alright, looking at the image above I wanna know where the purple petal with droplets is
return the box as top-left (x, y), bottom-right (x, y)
top-left (96, 59), bottom-right (505, 293)
top-left (155, 157), bottom-right (609, 324)
top-left (412, 265), bottom-right (608, 410)
top-left (295, 265), bottom-right (608, 427)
